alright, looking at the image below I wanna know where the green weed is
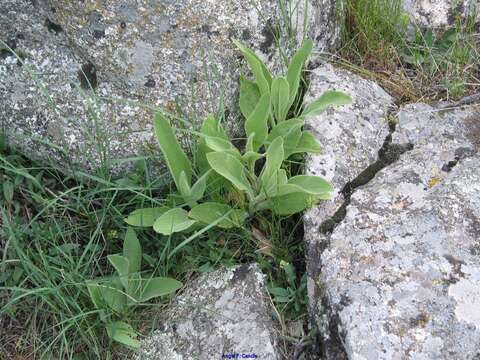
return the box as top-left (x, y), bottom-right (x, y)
top-left (0, 30), bottom-right (334, 360)
top-left (127, 40), bottom-right (351, 242)
top-left (339, 0), bottom-right (480, 101)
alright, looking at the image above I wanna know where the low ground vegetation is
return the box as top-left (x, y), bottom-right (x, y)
top-left (0, 38), bottom-right (350, 358)
top-left (338, 0), bottom-right (479, 101)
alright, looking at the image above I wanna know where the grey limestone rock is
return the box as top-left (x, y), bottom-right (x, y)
top-left (303, 64), bottom-right (393, 231)
top-left (136, 264), bottom-right (281, 360)
top-left (0, 0), bottom-right (340, 173)
top-left (1, 0), bottom-right (277, 172)
top-left (295, 0), bottom-right (342, 52)
top-left (302, 64), bottom-right (393, 333)
top-left (402, 0), bottom-right (480, 29)
top-left (306, 99), bottom-right (480, 359)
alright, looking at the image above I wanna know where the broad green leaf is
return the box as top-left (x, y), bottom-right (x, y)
top-left (287, 39), bottom-right (313, 108)
top-left (178, 171), bottom-right (191, 199)
top-left (204, 136), bottom-right (241, 158)
top-left (274, 183), bottom-right (306, 196)
top-left (260, 137), bottom-right (284, 196)
top-left (271, 76), bottom-right (290, 123)
top-left (197, 115), bottom-right (228, 175)
top-left (267, 118), bottom-right (304, 157)
top-left (96, 279), bottom-right (126, 313)
top-left (154, 113), bottom-right (193, 190)
top-left (229, 209), bottom-right (249, 226)
top-left (200, 114), bottom-right (228, 139)
top-left (106, 321), bottom-right (140, 349)
top-left (138, 277), bottom-right (182, 302)
top-left (153, 208), bottom-right (196, 235)
top-left (233, 39), bottom-right (272, 93)
top-left (288, 175), bottom-right (333, 198)
top-left (189, 170), bottom-right (211, 203)
top-left (107, 255), bottom-right (130, 290)
top-left (86, 281), bottom-right (103, 310)
top-left (269, 287), bottom-right (290, 297)
top-left (189, 202), bottom-right (246, 229)
top-left (125, 207), bottom-right (169, 227)
top-left (245, 93), bottom-right (270, 151)
top-left (292, 131), bottom-right (322, 154)
top-left (272, 296), bottom-right (291, 303)
top-left (270, 191), bottom-right (315, 215)
top-left (207, 152), bottom-right (252, 193)
top-left (277, 169), bottom-right (288, 185)
top-left (123, 227), bottom-right (141, 274)
top-left (301, 91), bottom-right (352, 119)
top-left (240, 76), bottom-right (261, 119)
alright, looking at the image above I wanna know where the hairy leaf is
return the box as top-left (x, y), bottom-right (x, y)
top-left (270, 191), bottom-right (314, 215)
top-left (207, 152), bottom-right (252, 193)
top-left (87, 279), bottom-right (126, 313)
top-left (267, 118), bottom-right (304, 157)
top-left (204, 136), bottom-right (241, 158)
top-left (242, 151), bottom-right (264, 172)
top-left (107, 255), bottom-right (130, 290)
top-left (189, 170), bottom-right (211, 203)
top-left (271, 76), bottom-right (290, 123)
top-left (301, 91), bottom-right (352, 119)
top-left (260, 137), bottom-right (284, 196)
top-left (197, 115), bottom-right (227, 169)
top-left (288, 175), bottom-right (333, 198)
top-left (154, 113), bottom-right (193, 190)
top-left (106, 321), bottom-right (140, 349)
top-left (245, 93), bottom-right (270, 151)
top-left (138, 277), bottom-right (182, 302)
top-left (234, 39), bottom-right (272, 94)
top-left (189, 202), bottom-right (246, 228)
top-left (287, 40), bottom-right (313, 109)
top-left (178, 171), bottom-right (191, 200)
top-left (292, 131), bottom-right (322, 154)
top-left (240, 76), bottom-right (261, 119)
top-left (125, 207), bottom-right (169, 227)
top-left (153, 208), bottom-right (196, 235)
top-left (123, 227), bottom-right (141, 274)
top-left (200, 114), bottom-right (228, 139)
top-left (86, 281), bottom-right (103, 311)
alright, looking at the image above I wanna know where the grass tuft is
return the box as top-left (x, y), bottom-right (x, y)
top-left (338, 0), bottom-right (480, 101)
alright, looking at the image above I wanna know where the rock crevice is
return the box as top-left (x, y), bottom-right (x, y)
top-left (318, 118), bottom-right (414, 236)
top-left (305, 75), bottom-right (480, 358)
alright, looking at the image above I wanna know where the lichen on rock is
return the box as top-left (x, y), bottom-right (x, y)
top-left (136, 264), bottom-right (281, 360)
top-left (305, 93), bottom-right (480, 358)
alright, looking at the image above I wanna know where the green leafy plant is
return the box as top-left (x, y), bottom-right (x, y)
top-left (400, 26), bottom-right (478, 98)
top-left (268, 260), bottom-right (307, 319)
top-left (87, 228), bottom-right (182, 348)
top-left (401, 28), bottom-right (461, 68)
top-left (126, 39), bottom-right (351, 236)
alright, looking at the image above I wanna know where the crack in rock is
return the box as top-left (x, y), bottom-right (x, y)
top-left (307, 100), bottom-right (480, 359)
top-left (319, 119), bottom-right (414, 235)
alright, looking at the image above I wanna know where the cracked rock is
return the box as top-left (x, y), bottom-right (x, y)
top-left (306, 100), bottom-right (480, 359)
top-left (302, 64), bottom-right (393, 333)
top-left (136, 264), bottom-right (281, 360)
top-left (303, 64), bottom-right (392, 231)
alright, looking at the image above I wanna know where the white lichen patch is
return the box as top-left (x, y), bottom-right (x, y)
top-left (137, 264), bottom-right (280, 360)
top-left (448, 265), bottom-right (480, 328)
top-left (306, 88), bottom-right (480, 358)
